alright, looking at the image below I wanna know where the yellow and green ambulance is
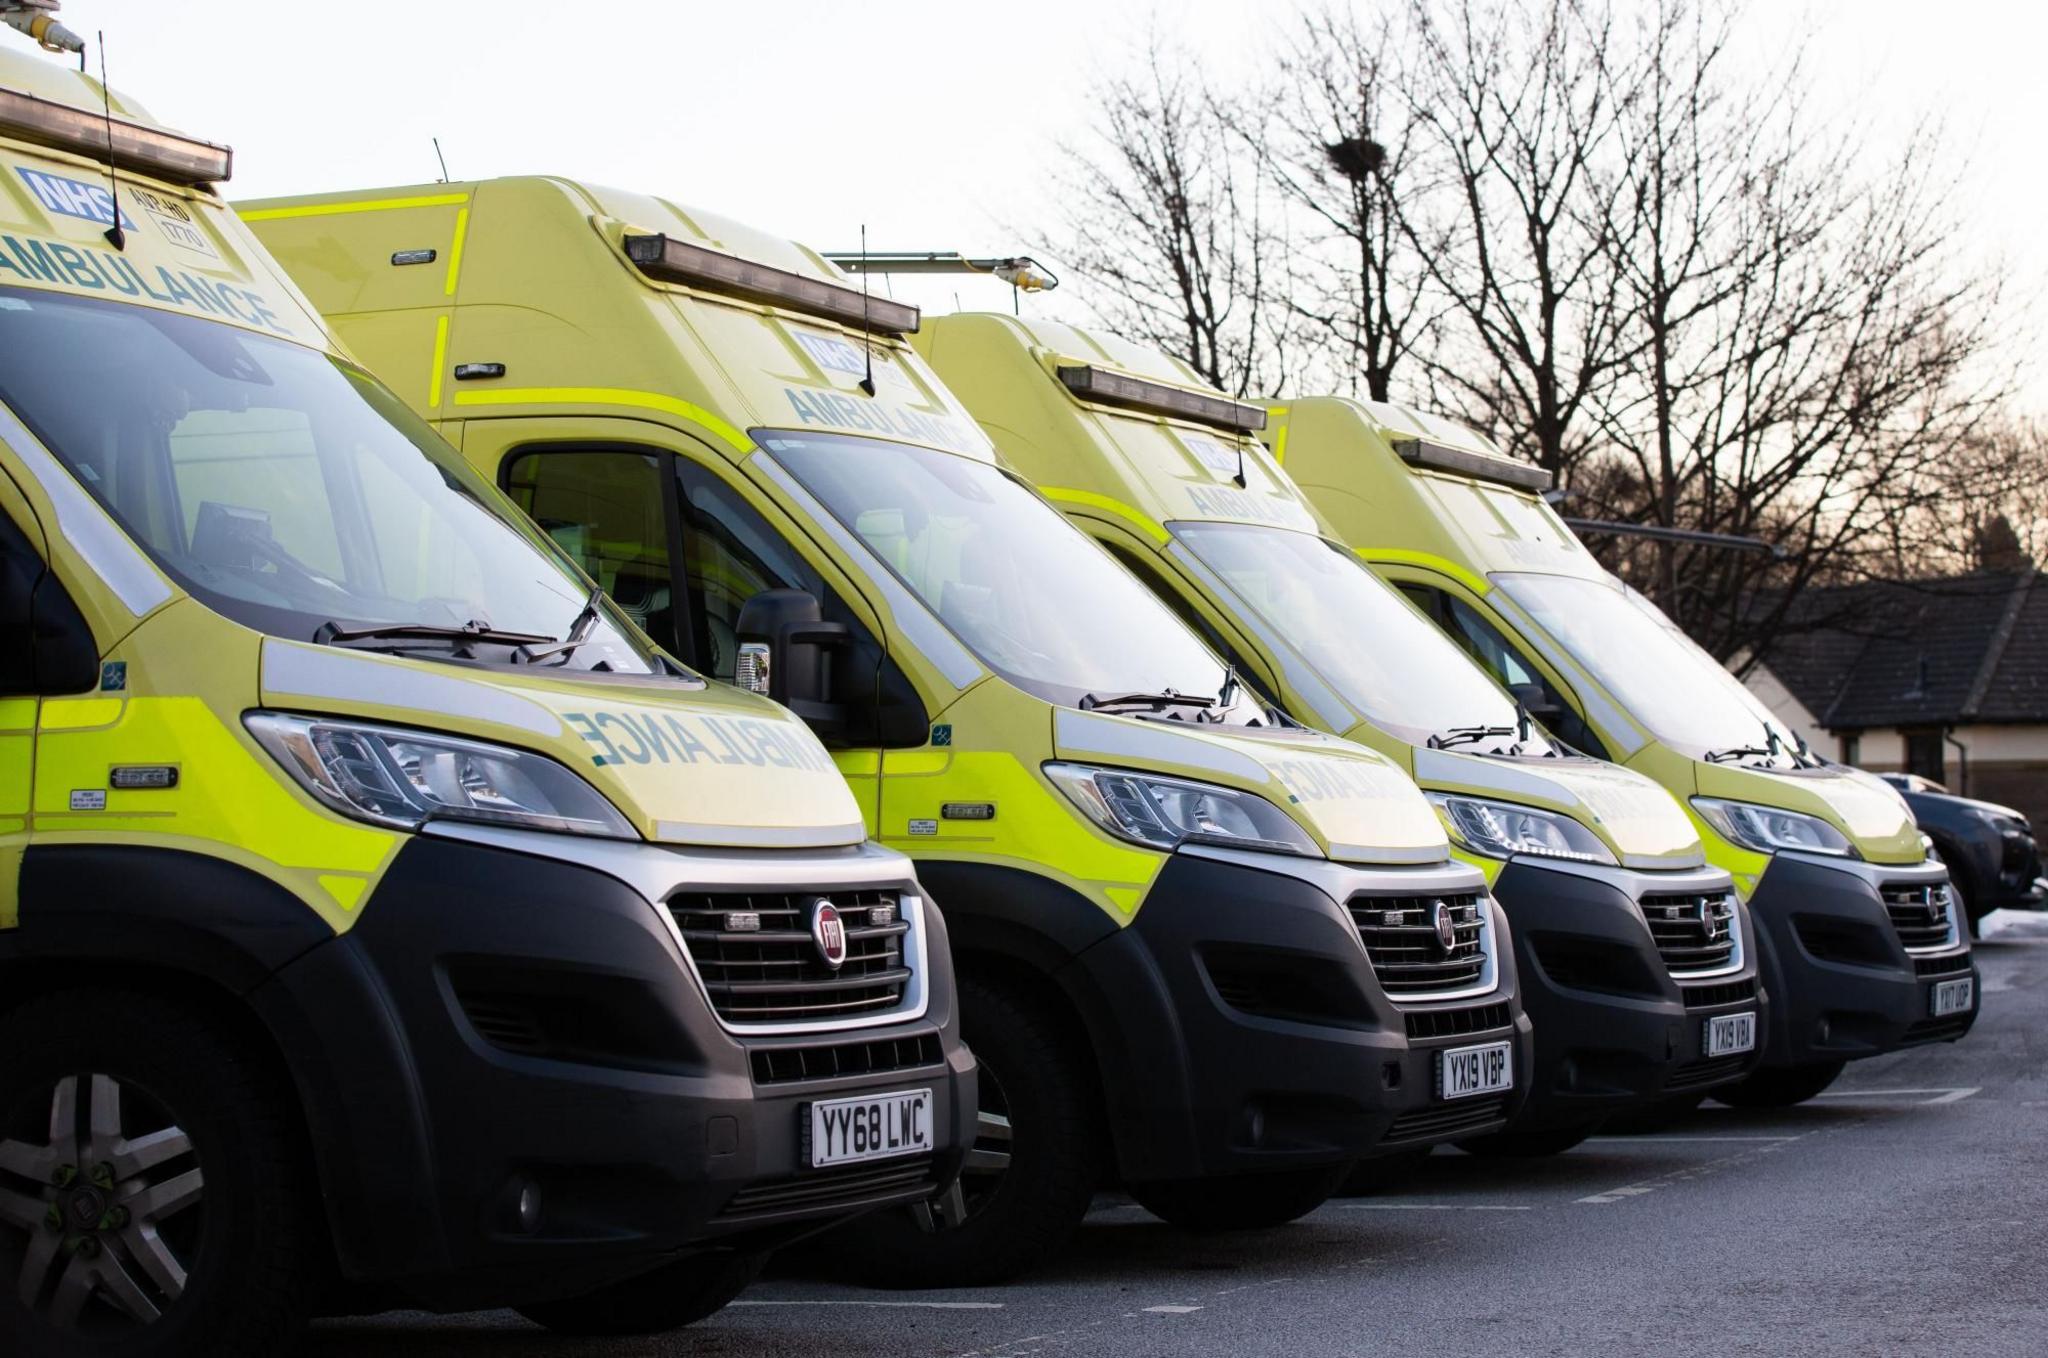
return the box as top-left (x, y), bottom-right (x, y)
top-left (0, 35), bottom-right (975, 1356)
top-left (1270, 396), bottom-right (1978, 1106)
top-left (920, 313), bottom-right (1765, 1153)
top-left (243, 175), bottom-right (1532, 1285)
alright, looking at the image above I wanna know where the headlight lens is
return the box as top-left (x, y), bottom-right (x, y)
top-left (1692, 797), bottom-right (1853, 857)
top-left (1428, 793), bottom-right (1616, 864)
top-left (1044, 762), bottom-right (1320, 857)
top-left (247, 712), bottom-right (637, 839)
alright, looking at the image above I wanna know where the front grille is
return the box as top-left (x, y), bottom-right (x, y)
top-left (715, 1158), bottom-right (938, 1222)
top-left (1382, 1094), bottom-right (1509, 1145)
top-left (1666, 1052), bottom-right (1754, 1092)
top-left (1913, 952), bottom-right (1972, 978)
top-left (1349, 893), bottom-right (1488, 997)
top-left (751, 1034), bottom-right (944, 1086)
top-left (1681, 977), bottom-right (1758, 1010)
top-left (670, 889), bottom-right (909, 1023)
top-left (1405, 1000), bottom-right (1513, 1041)
top-left (1882, 883), bottom-right (1957, 952)
top-left (1639, 892), bottom-right (1737, 974)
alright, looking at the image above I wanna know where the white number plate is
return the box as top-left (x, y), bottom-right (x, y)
top-left (1705, 1011), bottom-right (1757, 1059)
top-left (807, 1087), bottom-right (933, 1169)
top-left (1931, 976), bottom-right (1975, 1018)
top-left (1439, 1040), bottom-right (1513, 1101)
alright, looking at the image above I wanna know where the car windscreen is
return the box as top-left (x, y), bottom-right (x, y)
top-left (1494, 570), bottom-right (1800, 763)
top-left (1174, 521), bottom-right (1556, 753)
top-left (764, 430), bottom-right (1262, 719)
top-left (0, 286), bottom-right (658, 672)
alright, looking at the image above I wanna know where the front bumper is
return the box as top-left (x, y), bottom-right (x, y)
top-left (1747, 852), bottom-right (1979, 1068)
top-left (260, 829), bottom-right (972, 1314)
top-left (1491, 858), bottom-right (1767, 1131)
top-left (1066, 845), bottom-right (1528, 1181)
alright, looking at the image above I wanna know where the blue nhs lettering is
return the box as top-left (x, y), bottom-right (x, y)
top-left (793, 330), bottom-right (868, 378)
top-left (16, 168), bottom-right (136, 231)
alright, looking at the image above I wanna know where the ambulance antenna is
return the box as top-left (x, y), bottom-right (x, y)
top-left (94, 31), bottom-right (124, 251)
top-left (857, 224), bottom-right (876, 396)
top-left (432, 137), bottom-right (450, 183)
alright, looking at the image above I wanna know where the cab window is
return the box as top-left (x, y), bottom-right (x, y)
top-left (1399, 583), bottom-right (1609, 759)
top-left (504, 448), bottom-right (682, 653)
top-left (674, 459), bottom-right (827, 682)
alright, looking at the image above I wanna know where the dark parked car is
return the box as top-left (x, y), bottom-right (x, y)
top-left (1880, 773), bottom-right (2046, 934)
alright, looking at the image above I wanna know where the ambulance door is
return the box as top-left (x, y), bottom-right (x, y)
top-left (0, 469), bottom-right (98, 924)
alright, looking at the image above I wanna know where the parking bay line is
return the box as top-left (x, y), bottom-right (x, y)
top-left (1584, 1134), bottom-right (1797, 1143)
top-left (1576, 1126), bottom-right (1826, 1205)
top-left (734, 1300), bottom-right (1005, 1310)
top-left (1810, 1087), bottom-right (1980, 1104)
top-left (1337, 1203), bottom-right (1535, 1211)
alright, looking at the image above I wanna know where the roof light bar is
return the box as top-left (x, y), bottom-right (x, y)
top-left (1055, 365), bottom-right (1266, 433)
top-left (824, 251), bottom-right (1060, 293)
top-left (0, 84), bottom-right (232, 184)
top-left (1393, 436), bottom-right (1550, 492)
top-left (623, 234), bottom-right (919, 335)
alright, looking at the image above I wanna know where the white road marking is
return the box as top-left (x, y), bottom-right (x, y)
top-left (1925, 1087), bottom-right (1982, 1104)
top-left (733, 1300), bottom-right (1004, 1309)
top-left (1585, 1135), bottom-right (1797, 1143)
top-left (1576, 1126), bottom-right (1824, 1204)
top-left (1143, 1305), bottom-right (1203, 1314)
top-left (1337, 1203), bottom-right (1534, 1211)
top-left (1811, 1087), bottom-right (1979, 1104)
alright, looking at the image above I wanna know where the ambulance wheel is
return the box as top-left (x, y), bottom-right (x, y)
top-left (1338, 1147), bottom-right (1431, 1196)
top-left (1455, 1123), bottom-right (1594, 1158)
top-left (1128, 1164), bottom-right (1349, 1231)
top-left (832, 976), bottom-right (1101, 1288)
top-left (0, 989), bottom-right (312, 1358)
top-left (1712, 1060), bottom-right (1847, 1109)
top-left (516, 1251), bottom-right (764, 1335)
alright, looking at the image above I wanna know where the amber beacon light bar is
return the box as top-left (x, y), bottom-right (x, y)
top-left (623, 234), bottom-right (921, 336)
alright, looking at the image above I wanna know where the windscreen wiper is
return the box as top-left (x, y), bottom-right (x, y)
top-left (1428, 724), bottom-right (1517, 751)
top-left (517, 589), bottom-right (605, 665)
top-left (1079, 688), bottom-right (1218, 716)
top-left (315, 619), bottom-right (555, 651)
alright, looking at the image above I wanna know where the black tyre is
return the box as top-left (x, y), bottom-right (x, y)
top-left (1455, 1122), bottom-right (1595, 1158)
top-left (1712, 1060), bottom-right (1847, 1109)
top-left (831, 976), bottom-right (1101, 1288)
top-left (1129, 1164), bottom-right (1348, 1231)
top-left (0, 989), bottom-right (313, 1358)
top-left (1337, 1146), bottom-right (1430, 1196)
top-left (516, 1251), bottom-right (763, 1335)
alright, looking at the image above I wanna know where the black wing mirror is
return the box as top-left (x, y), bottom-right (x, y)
top-left (733, 588), bottom-right (852, 729)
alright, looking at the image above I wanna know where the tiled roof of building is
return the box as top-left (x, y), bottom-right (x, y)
top-left (1757, 572), bottom-right (2042, 729)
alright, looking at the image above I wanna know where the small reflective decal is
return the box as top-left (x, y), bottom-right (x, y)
top-left (907, 819), bottom-right (939, 836)
top-left (930, 725), bottom-right (953, 747)
top-left (67, 790), bottom-right (107, 811)
top-left (98, 661), bottom-right (127, 692)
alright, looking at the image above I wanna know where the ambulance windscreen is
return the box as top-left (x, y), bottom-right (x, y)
top-left (0, 286), bottom-right (662, 672)
top-left (764, 430), bottom-right (1267, 722)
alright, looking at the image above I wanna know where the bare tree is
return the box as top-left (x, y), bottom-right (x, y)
top-left (1045, 35), bottom-right (1295, 397)
top-left (1256, 5), bottom-right (1440, 400)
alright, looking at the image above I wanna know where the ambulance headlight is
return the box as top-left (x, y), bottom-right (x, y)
top-left (246, 713), bottom-right (636, 839)
top-left (1692, 797), bottom-right (1854, 858)
top-left (1428, 793), bottom-right (1615, 864)
top-left (1044, 762), bottom-right (1319, 857)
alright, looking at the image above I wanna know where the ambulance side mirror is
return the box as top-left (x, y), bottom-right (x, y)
top-left (734, 589), bottom-right (852, 730)
top-left (0, 514), bottom-right (98, 697)
top-left (1509, 681), bottom-right (1562, 723)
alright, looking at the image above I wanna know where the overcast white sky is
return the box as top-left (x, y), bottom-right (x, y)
top-left (46, 0), bottom-right (2048, 405)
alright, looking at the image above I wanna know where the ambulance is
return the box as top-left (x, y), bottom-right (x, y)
top-left (919, 313), bottom-right (1764, 1153)
top-left (1270, 396), bottom-right (1978, 1105)
top-left (243, 176), bottom-right (1531, 1285)
top-left (0, 26), bottom-right (973, 1355)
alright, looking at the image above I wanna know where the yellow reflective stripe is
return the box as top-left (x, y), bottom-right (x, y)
top-left (1037, 486), bottom-right (1168, 544)
top-left (38, 697), bottom-right (122, 730)
top-left (0, 697), bottom-right (35, 732)
top-left (451, 386), bottom-right (750, 453)
top-left (1271, 415), bottom-right (1290, 465)
top-left (443, 206), bottom-right (469, 296)
top-left (427, 314), bottom-right (449, 409)
top-left (239, 193), bottom-right (469, 222)
top-left (1359, 547), bottom-right (1491, 597)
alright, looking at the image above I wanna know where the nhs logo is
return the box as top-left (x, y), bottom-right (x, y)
top-left (17, 168), bottom-right (136, 231)
top-left (793, 330), bottom-right (868, 378)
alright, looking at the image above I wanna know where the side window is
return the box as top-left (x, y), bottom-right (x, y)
top-left (674, 459), bottom-right (827, 682)
top-left (0, 509), bottom-right (96, 696)
top-left (504, 449), bottom-right (681, 653)
top-left (671, 459), bottom-right (926, 748)
top-left (1402, 583), bottom-right (1610, 759)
